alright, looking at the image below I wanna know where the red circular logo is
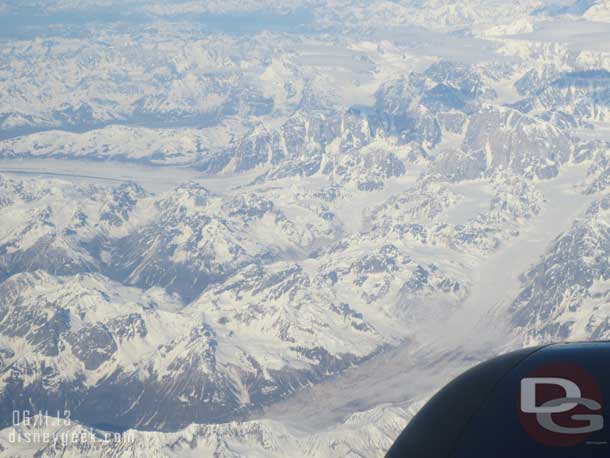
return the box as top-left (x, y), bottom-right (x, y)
top-left (517, 363), bottom-right (604, 447)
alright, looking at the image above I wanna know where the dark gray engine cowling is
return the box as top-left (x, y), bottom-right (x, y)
top-left (387, 342), bottom-right (610, 457)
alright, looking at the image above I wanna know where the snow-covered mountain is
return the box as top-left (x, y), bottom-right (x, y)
top-left (511, 195), bottom-right (610, 344)
top-left (0, 402), bottom-right (421, 458)
top-left (3, 1), bottom-right (610, 457)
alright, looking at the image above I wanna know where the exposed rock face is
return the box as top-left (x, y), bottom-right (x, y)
top-left (436, 105), bottom-right (572, 180)
top-left (511, 196), bottom-right (610, 345)
top-left (512, 69), bottom-right (610, 127)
